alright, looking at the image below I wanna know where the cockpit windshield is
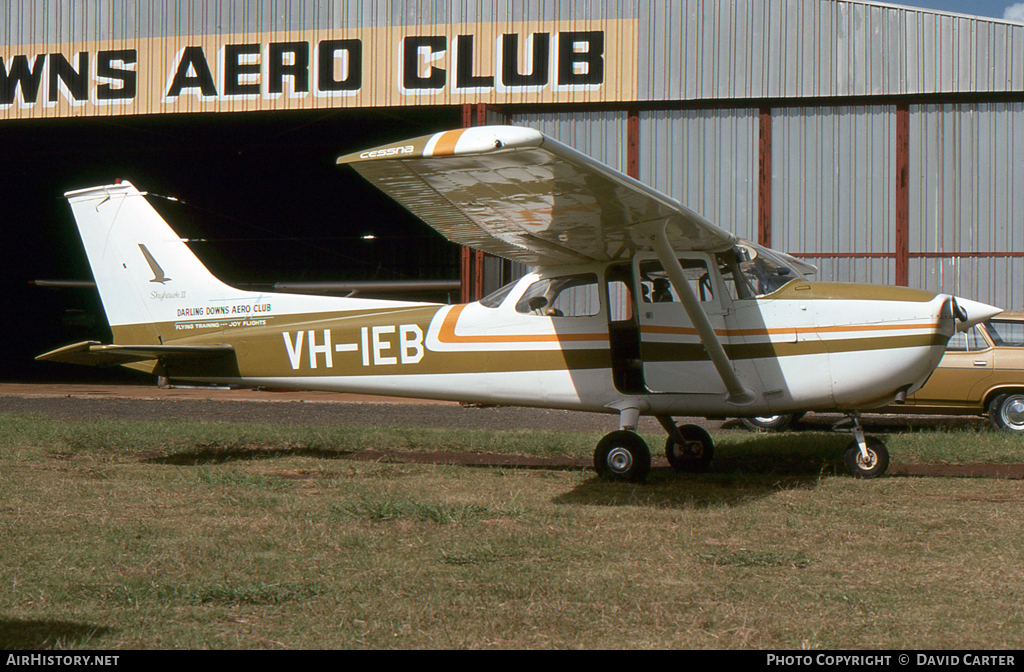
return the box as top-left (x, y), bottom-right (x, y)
top-left (716, 243), bottom-right (801, 298)
top-left (478, 280), bottom-right (518, 308)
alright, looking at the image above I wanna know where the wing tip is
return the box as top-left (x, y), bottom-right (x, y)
top-left (337, 125), bottom-right (543, 166)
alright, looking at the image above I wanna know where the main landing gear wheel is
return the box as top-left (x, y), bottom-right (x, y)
top-left (843, 436), bottom-right (890, 479)
top-left (665, 424), bottom-right (714, 473)
top-left (594, 431), bottom-right (651, 483)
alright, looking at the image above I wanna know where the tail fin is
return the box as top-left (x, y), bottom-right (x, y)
top-left (65, 181), bottom-right (236, 343)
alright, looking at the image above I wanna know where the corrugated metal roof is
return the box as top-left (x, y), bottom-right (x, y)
top-left (636, 0), bottom-right (1024, 100)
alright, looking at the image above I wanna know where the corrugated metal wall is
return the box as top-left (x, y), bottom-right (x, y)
top-left (512, 110), bottom-right (629, 173)
top-left (771, 105), bottom-right (896, 285)
top-left (638, 108), bottom-right (758, 241)
top-left (637, 0), bottom-right (1024, 101)
top-left (909, 103), bottom-right (1024, 309)
top-left (511, 108), bottom-right (757, 241)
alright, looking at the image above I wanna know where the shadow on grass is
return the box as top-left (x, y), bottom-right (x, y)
top-left (144, 430), bottom-right (857, 474)
top-left (143, 444), bottom-right (351, 465)
top-left (554, 470), bottom-right (829, 509)
top-left (709, 432), bottom-right (851, 475)
top-left (0, 619), bottom-right (111, 650)
top-left (555, 432), bottom-right (853, 509)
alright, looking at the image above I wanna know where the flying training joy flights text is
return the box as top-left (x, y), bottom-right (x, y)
top-left (40, 126), bottom-right (1001, 481)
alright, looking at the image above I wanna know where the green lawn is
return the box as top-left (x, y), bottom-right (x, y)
top-left (1, 413), bottom-right (1022, 649)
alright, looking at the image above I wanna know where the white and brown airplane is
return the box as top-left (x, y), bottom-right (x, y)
top-left (39, 125), bottom-right (1000, 482)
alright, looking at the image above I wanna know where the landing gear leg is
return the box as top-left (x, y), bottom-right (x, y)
top-left (834, 413), bottom-right (890, 478)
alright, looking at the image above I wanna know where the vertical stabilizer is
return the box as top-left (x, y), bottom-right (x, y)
top-left (65, 181), bottom-right (235, 343)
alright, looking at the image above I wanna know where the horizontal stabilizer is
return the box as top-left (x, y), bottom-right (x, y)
top-left (37, 341), bottom-right (234, 367)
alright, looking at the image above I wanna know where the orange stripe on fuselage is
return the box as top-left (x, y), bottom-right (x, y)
top-left (437, 304), bottom-right (608, 344)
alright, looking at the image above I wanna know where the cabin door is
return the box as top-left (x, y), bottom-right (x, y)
top-left (632, 252), bottom-right (730, 395)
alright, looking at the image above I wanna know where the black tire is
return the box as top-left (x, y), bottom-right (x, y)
top-left (594, 431), bottom-right (651, 483)
top-left (989, 393), bottom-right (1024, 432)
top-left (843, 437), bottom-right (890, 478)
top-left (740, 414), bottom-right (795, 431)
top-left (664, 424), bottom-right (714, 473)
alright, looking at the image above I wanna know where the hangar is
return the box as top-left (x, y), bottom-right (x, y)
top-left (3, 0), bottom-right (1023, 381)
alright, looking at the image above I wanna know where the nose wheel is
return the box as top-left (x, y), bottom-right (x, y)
top-left (835, 414), bottom-right (890, 478)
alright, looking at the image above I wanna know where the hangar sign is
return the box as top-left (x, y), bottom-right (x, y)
top-left (0, 20), bottom-right (637, 120)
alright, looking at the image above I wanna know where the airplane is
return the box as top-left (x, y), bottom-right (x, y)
top-left (38, 125), bottom-right (1001, 483)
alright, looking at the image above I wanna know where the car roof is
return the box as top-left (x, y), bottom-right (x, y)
top-left (988, 311), bottom-right (1024, 322)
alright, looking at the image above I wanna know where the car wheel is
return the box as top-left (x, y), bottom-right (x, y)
top-left (989, 393), bottom-right (1024, 432)
top-left (740, 414), bottom-right (795, 431)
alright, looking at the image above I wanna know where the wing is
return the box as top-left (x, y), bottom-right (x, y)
top-left (337, 126), bottom-right (738, 266)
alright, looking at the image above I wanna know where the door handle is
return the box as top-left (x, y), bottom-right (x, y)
top-left (974, 361), bottom-right (988, 367)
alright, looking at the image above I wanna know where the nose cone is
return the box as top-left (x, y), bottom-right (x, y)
top-left (953, 297), bottom-right (1003, 331)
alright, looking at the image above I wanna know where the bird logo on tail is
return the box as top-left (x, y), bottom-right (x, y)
top-left (138, 244), bottom-right (171, 284)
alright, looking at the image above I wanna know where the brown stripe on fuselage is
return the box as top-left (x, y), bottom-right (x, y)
top-left (641, 332), bottom-right (948, 363)
top-left (640, 320), bottom-right (941, 338)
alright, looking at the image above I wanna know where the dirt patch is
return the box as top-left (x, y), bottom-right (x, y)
top-left (343, 449), bottom-right (591, 469)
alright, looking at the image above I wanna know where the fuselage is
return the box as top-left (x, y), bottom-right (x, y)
top-left (146, 255), bottom-right (958, 419)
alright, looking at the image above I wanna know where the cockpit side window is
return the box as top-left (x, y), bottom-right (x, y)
top-left (514, 273), bottom-right (600, 317)
top-left (715, 249), bottom-right (754, 300)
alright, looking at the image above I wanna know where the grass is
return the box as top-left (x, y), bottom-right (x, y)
top-left (1, 412), bottom-right (1023, 649)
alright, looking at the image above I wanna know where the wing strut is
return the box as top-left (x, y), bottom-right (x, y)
top-left (634, 220), bottom-right (757, 406)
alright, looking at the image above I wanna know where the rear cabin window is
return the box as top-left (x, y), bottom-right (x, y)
top-left (515, 274), bottom-right (600, 317)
